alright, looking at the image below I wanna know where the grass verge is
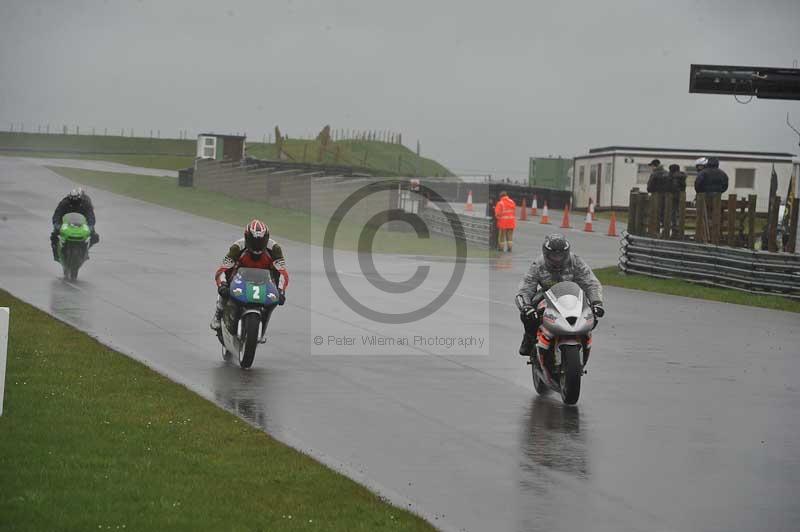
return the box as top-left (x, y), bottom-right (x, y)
top-left (0, 289), bottom-right (434, 531)
top-left (0, 150), bottom-right (193, 171)
top-left (48, 166), bottom-right (487, 257)
top-left (595, 266), bottom-right (800, 313)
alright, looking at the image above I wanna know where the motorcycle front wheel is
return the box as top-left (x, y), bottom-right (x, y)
top-left (559, 345), bottom-right (582, 405)
top-left (531, 356), bottom-right (549, 395)
top-left (238, 313), bottom-right (260, 369)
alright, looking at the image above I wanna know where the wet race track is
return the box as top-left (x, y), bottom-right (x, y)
top-left (1, 157), bottom-right (799, 532)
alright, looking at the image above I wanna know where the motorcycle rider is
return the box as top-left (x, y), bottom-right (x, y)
top-left (50, 188), bottom-right (99, 261)
top-left (210, 219), bottom-right (289, 331)
top-left (515, 233), bottom-right (604, 356)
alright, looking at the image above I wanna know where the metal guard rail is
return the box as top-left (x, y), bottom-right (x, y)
top-left (420, 207), bottom-right (491, 247)
top-left (619, 232), bottom-right (800, 298)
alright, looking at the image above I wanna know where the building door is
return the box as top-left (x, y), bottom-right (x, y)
top-left (596, 164), bottom-right (602, 207)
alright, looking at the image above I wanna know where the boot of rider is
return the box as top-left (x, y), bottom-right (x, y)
top-left (50, 232), bottom-right (59, 262)
top-left (209, 298), bottom-right (224, 331)
top-left (519, 333), bottom-right (535, 356)
top-left (519, 314), bottom-right (539, 356)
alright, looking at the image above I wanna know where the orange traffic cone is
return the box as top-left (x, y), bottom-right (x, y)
top-left (583, 210), bottom-right (594, 232)
top-left (607, 211), bottom-right (618, 237)
top-left (465, 190), bottom-right (474, 212)
top-left (540, 202), bottom-right (550, 224)
top-left (560, 202), bottom-right (572, 228)
top-left (531, 195), bottom-right (538, 216)
top-left (519, 197), bottom-right (527, 221)
top-left (589, 197), bottom-right (596, 220)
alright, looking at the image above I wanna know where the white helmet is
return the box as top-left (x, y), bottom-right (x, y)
top-left (694, 157), bottom-right (708, 167)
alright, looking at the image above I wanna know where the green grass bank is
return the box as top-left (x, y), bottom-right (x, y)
top-left (0, 289), bottom-right (434, 531)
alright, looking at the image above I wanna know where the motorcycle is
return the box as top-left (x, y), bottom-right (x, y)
top-left (57, 212), bottom-right (91, 281)
top-left (528, 281), bottom-right (597, 405)
top-left (216, 267), bottom-right (281, 369)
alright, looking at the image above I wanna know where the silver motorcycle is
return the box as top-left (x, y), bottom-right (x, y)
top-left (529, 281), bottom-right (597, 405)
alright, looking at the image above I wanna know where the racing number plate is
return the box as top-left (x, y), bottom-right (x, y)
top-left (246, 283), bottom-right (267, 303)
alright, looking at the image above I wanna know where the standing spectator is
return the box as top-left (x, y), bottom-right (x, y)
top-left (494, 191), bottom-right (517, 252)
top-left (694, 157), bottom-right (728, 195)
top-left (694, 157), bottom-right (729, 216)
top-left (647, 159), bottom-right (670, 232)
top-left (668, 164), bottom-right (687, 233)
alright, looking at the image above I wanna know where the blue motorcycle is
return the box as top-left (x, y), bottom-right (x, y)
top-left (216, 268), bottom-right (282, 368)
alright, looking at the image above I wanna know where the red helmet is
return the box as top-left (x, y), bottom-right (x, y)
top-left (244, 219), bottom-right (269, 255)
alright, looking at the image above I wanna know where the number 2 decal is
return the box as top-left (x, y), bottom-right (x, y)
top-left (252, 286), bottom-right (261, 300)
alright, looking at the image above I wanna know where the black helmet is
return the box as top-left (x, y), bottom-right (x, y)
top-left (244, 219), bottom-right (269, 255)
top-left (542, 233), bottom-right (571, 271)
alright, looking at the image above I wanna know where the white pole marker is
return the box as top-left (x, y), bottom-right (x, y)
top-left (0, 307), bottom-right (8, 416)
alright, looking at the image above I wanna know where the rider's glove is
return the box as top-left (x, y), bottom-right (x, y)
top-left (520, 304), bottom-right (538, 318)
top-left (591, 302), bottom-right (605, 318)
top-left (278, 290), bottom-right (286, 306)
top-left (217, 283), bottom-right (230, 298)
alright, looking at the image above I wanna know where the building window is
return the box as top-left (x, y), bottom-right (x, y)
top-left (636, 164), bottom-right (651, 184)
top-left (605, 163), bottom-right (612, 184)
top-left (203, 146), bottom-right (214, 158)
top-left (735, 168), bottom-right (755, 189)
top-left (579, 166), bottom-right (585, 186)
top-left (590, 165), bottom-right (597, 185)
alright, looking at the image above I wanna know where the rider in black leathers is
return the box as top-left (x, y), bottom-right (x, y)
top-left (50, 188), bottom-right (99, 261)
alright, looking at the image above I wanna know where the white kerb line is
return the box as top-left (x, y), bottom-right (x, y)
top-left (0, 307), bottom-right (8, 416)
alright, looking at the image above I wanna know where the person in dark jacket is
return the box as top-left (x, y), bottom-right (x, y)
top-left (646, 159), bottom-right (670, 231)
top-left (646, 159), bottom-right (670, 193)
top-left (694, 157), bottom-right (729, 229)
top-left (668, 164), bottom-right (687, 232)
top-left (694, 157), bottom-right (728, 194)
top-left (50, 188), bottom-right (99, 261)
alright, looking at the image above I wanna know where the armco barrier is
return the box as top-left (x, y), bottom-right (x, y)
top-left (619, 232), bottom-right (800, 298)
top-left (420, 207), bottom-right (492, 247)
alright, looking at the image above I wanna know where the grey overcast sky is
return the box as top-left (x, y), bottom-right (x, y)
top-left (1, 0), bottom-right (799, 175)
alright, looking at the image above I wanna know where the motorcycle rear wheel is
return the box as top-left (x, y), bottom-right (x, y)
top-left (559, 345), bottom-right (582, 405)
top-left (238, 313), bottom-right (260, 369)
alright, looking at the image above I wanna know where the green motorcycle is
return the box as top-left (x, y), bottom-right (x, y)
top-left (57, 212), bottom-right (91, 280)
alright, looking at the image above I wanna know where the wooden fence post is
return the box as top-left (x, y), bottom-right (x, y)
top-left (710, 194), bottom-right (722, 245)
top-left (727, 194), bottom-right (737, 247)
top-left (696, 194), bottom-right (707, 243)
top-left (747, 194), bottom-right (757, 249)
top-left (628, 189), bottom-right (639, 235)
top-left (768, 195), bottom-right (781, 252)
top-left (647, 192), bottom-right (660, 237)
top-left (676, 191), bottom-right (686, 240)
top-left (788, 197), bottom-right (799, 253)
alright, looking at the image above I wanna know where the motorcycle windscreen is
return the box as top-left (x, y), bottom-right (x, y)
top-left (63, 212), bottom-right (87, 226)
top-left (546, 281), bottom-right (586, 318)
top-left (231, 268), bottom-right (280, 305)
